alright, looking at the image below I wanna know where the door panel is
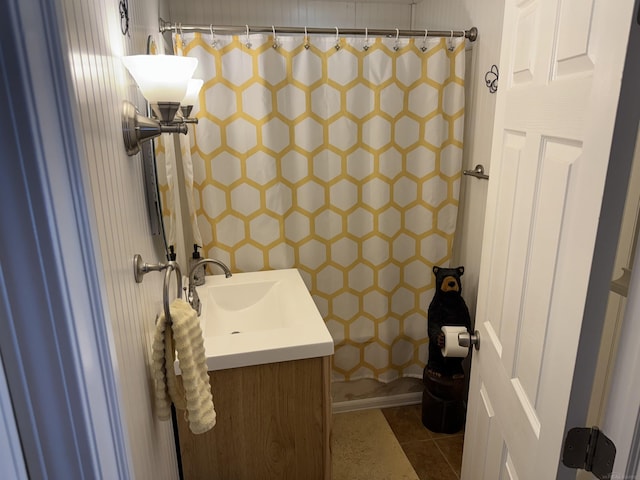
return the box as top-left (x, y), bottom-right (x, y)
top-left (555, 0), bottom-right (596, 77)
top-left (512, 2), bottom-right (539, 85)
top-left (461, 0), bottom-right (635, 477)
top-left (516, 139), bottom-right (580, 401)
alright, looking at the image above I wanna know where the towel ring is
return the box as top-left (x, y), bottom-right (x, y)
top-left (163, 262), bottom-right (183, 323)
top-left (132, 254), bottom-right (183, 324)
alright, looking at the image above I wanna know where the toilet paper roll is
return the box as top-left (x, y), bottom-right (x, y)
top-left (440, 326), bottom-right (470, 358)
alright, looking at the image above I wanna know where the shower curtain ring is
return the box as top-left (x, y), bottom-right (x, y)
top-left (245, 25), bottom-right (252, 49)
top-left (448, 29), bottom-right (455, 51)
top-left (363, 27), bottom-right (369, 51)
top-left (304, 26), bottom-right (310, 49)
top-left (334, 26), bottom-right (341, 50)
top-left (421, 29), bottom-right (429, 52)
top-left (172, 23), bottom-right (177, 52)
top-left (272, 25), bottom-right (279, 49)
top-left (209, 24), bottom-right (218, 48)
top-left (173, 22), bottom-right (183, 54)
top-left (393, 28), bottom-right (400, 51)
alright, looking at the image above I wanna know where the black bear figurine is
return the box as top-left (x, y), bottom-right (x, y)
top-left (426, 266), bottom-right (471, 379)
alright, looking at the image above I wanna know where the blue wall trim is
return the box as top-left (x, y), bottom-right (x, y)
top-left (0, 0), bottom-right (131, 478)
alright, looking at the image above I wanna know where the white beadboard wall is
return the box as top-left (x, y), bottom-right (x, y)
top-left (59, 0), bottom-right (178, 478)
top-left (414, 0), bottom-right (473, 30)
top-left (416, 0), bottom-right (505, 319)
top-left (166, 0), bottom-right (414, 29)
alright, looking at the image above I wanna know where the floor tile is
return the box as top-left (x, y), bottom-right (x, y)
top-left (434, 435), bottom-right (464, 477)
top-left (332, 409), bottom-right (420, 480)
top-left (382, 405), bottom-right (431, 444)
top-left (384, 404), bottom-right (464, 479)
top-left (401, 439), bottom-right (459, 480)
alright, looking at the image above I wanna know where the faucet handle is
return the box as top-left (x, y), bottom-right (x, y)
top-left (189, 288), bottom-right (202, 316)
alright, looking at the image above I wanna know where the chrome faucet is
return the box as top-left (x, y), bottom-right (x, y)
top-left (187, 258), bottom-right (232, 315)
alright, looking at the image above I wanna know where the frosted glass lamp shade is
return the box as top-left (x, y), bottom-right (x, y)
top-left (122, 55), bottom-right (198, 103)
top-left (182, 79), bottom-right (204, 106)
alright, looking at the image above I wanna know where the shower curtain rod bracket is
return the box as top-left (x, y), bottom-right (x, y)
top-left (468, 26), bottom-right (477, 42)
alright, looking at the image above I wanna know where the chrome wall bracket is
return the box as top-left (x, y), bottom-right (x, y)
top-left (133, 254), bottom-right (183, 322)
top-left (122, 101), bottom-right (197, 156)
top-left (133, 253), bottom-right (178, 284)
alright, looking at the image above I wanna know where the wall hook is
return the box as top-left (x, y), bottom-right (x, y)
top-left (485, 65), bottom-right (499, 93)
top-left (118, 0), bottom-right (130, 36)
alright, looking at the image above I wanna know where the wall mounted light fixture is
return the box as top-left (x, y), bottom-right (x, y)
top-left (121, 54), bottom-right (202, 156)
top-left (181, 79), bottom-right (204, 118)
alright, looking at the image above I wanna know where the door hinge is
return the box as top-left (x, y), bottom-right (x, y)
top-left (562, 426), bottom-right (616, 479)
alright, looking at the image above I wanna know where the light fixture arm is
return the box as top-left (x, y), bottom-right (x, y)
top-left (122, 100), bottom-right (195, 156)
top-left (175, 114), bottom-right (199, 125)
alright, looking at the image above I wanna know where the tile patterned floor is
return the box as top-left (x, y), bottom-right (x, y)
top-left (381, 404), bottom-right (464, 480)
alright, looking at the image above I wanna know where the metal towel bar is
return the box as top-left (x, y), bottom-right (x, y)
top-left (463, 164), bottom-right (489, 180)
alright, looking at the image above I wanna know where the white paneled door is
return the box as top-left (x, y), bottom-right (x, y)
top-left (461, 0), bottom-right (636, 478)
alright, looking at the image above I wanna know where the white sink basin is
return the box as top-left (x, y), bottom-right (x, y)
top-left (204, 279), bottom-right (288, 335)
top-left (175, 268), bottom-right (334, 372)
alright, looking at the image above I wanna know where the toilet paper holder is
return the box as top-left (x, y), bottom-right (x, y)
top-left (458, 330), bottom-right (480, 350)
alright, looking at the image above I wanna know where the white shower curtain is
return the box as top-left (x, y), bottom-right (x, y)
top-left (176, 31), bottom-right (465, 382)
top-left (156, 133), bottom-right (203, 255)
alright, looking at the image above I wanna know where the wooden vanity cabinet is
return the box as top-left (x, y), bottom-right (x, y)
top-left (175, 356), bottom-right (332, 480)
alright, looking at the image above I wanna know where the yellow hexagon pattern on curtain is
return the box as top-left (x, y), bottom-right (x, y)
top-left (177, 32), bottom-right (465, 382)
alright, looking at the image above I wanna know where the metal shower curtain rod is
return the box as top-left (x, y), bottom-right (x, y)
top-left (159, 18), bottom-right (478, 42)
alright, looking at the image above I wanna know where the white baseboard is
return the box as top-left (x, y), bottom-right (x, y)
top-left (332, 391), bottom-right (423, 414)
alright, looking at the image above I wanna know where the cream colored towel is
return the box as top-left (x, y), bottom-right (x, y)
top-left (152, 299), bottom-right (216, 434)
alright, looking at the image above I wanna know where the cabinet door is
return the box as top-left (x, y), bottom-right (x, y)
top-left (177, 357), bottom-right (331, 480)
